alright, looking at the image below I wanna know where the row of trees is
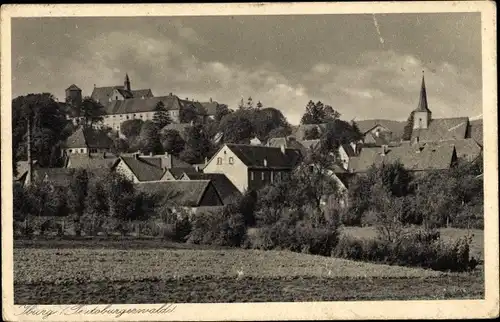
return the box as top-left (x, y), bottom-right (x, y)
top-left (345, 155), bottom-right (484, 230)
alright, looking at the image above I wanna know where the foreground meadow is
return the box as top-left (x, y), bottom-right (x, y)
top-left (14, 243), bottom-right (484, 303)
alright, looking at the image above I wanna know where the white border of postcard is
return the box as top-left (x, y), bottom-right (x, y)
top-left (2, 2), bottom-right (498, 321)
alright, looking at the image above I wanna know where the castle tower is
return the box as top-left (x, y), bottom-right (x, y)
top-left (124, 73), bottom-right (131, 92)
top-left (65, 84), bottom-right (82, 107)
top-left (412, 71), bottom-right (432, 130)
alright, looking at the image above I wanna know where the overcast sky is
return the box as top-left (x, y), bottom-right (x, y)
top-left (11, 13), bottom-right (482, 124)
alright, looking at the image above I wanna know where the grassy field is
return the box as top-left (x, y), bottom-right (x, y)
top-left (341, 227), bottom-right (484, 260)
top-left (14, 244), bottom-right (484, 303)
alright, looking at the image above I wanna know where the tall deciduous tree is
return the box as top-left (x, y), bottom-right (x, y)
top-left (12, 93), bottom-right (70, 168)
top-left (68, 169), bottom-right (89, 236)
top-left (180, 124), bottom-right (213, 164)
top-left (121, 119), bottom-right (144, 140)
top-left (80, 97), bottom-right (105, 127)
top-left (179, 103), bottom-right (198, 123)
top-left (215, 104), bottom-right (231, 122)
top-left (300, 101), bottom-right (340, 125)
top-left (138, 121), bottom-right (164, 155)
top-left (219, 113), bottom-right (253, 144)
top-left (161, 129), bottom-right (185, 156)
top-left (152, 101), bottom-right (172, 129)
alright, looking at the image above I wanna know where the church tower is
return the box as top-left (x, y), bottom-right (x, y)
top-left (124, 73), bottom-right (131, 92)
top-left (412, 71), bottom-right (432, 130)
top-left (65, 84), bottom-right (82, 107)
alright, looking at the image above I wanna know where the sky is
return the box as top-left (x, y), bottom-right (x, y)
top-left (11, 13), bottom-right (482, 124)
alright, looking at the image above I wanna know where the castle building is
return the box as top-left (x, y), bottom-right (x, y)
top-left (64, 74), bottom-right (220, 135)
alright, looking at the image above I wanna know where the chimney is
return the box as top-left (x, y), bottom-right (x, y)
top-left (209, 97), bottom-right (212, 103)
top-left (134, 153), bottom-right (140, 160)
top-left (204, 157), bottom-right (208, 165)
top-left (195, 165), bottom-right (200, 172)
top-left (103, 152), bottom-right (106, 158)
top-left (94, 84), bottom-right (96, 88)
top-left (149, 152), bottom-right (154, 157)
top-left (169, 93), bottom-right (173, 96)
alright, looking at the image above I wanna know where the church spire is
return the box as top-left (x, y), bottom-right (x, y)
top-left (411, 71), bottom-right (432, 131)
top-left (415, 70), bottom-right (431, 112)
top-left (124, 73), bottom-right (131, 92)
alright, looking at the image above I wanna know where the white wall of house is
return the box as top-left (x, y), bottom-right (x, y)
top-left (338, 146), bottom-right (353, 170)
top-left (65, 147), bottom-right (109, 156)
top-left (203, 145), bottom-right (249, 193)
top-left (102, 110), bottom-right (180, 134)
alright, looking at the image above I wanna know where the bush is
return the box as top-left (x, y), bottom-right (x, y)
top-left (332, 228), bottom-right (475, 272)
top-left (249, 209), bottom-right (340, 256)
top-left (187, 208), bottom-right (246, 247)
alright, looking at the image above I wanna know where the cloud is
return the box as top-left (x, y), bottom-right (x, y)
top-left (11, 23), bottom-right (482, 125)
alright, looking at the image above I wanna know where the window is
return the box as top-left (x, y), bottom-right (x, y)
top-left (140, 114), bottom-right (143, 118)
top-left (126, 116), bottom-right (129, 120)
top-left (68, 149), bottom-right (73, 153)
top-left (229, 157), bottom-right (234, 164)
top-left (217, 157), bottom-right (223, 165)
top-left (80, 149), bottom-right (84, 153)
top-left (261, 172), bottom-right (265, 180)
top-left (250, 171), bottom-right (254, 181)
top-left (115, 96), bottom-right (118, 100)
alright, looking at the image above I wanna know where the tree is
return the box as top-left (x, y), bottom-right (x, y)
top-left (256, 101), bottom-right (263, 109)
top-left (111, 137), bottom-right (129, 154)
top-left (267, 126), bottom-right (292, 139)
top-left (304, 126), bottom-right (321, 140)
top-left (301, 101), bottom-right (325, 124)
top-left (180, 124), bottom-right (214, 164)
top-left (215, 104), bottom-right (231, 122)
top-left (179, 103), bottom-right (198, 123)
top-left (219, 113), bottom-right (253, 144)
top-left (402, 112), bottom-right (414, 141)
top-left (237, 98), bottom-right (245, 110)
top-left (320, 119), bottom-right (363, 154)
top-left (12, 93), bottom-right (70, 168)
top-left (121, 119), bottom-right (144, 139)
top-left (80, 97), bottom-right (105, 127)
top-left (161, 129), bottom-right (185, 156)
top-left (152, 101), bottom-right (172, 129)
top-left (138, 121), bottom-right (164, 155)
top-left (68, 169), bottom-right (89, 236)
top-left (250, 107), bottom-right (289, 141)
top-left (246, 97), bottom-right (254, 109)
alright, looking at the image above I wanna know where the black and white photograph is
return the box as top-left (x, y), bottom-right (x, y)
top-left (1, 2), bottom-right (498, 321)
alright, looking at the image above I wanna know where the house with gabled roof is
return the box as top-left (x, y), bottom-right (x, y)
top-left (203, 143), bottom-right (303, 193)
top-left (137, 180), bottom-right (224, 213)
top-left (348, 143), bottom-right (458, 174)
top-left (65, 152), bottom-right (117, 174)
top-left (63, 126), bottom-right (113, 156)
top-left (22, 168), bottom-right (75, 188)
top-left (111, 153), bottom-right (194, 183)
top-left (180, 172), bottom-right (242, 205)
